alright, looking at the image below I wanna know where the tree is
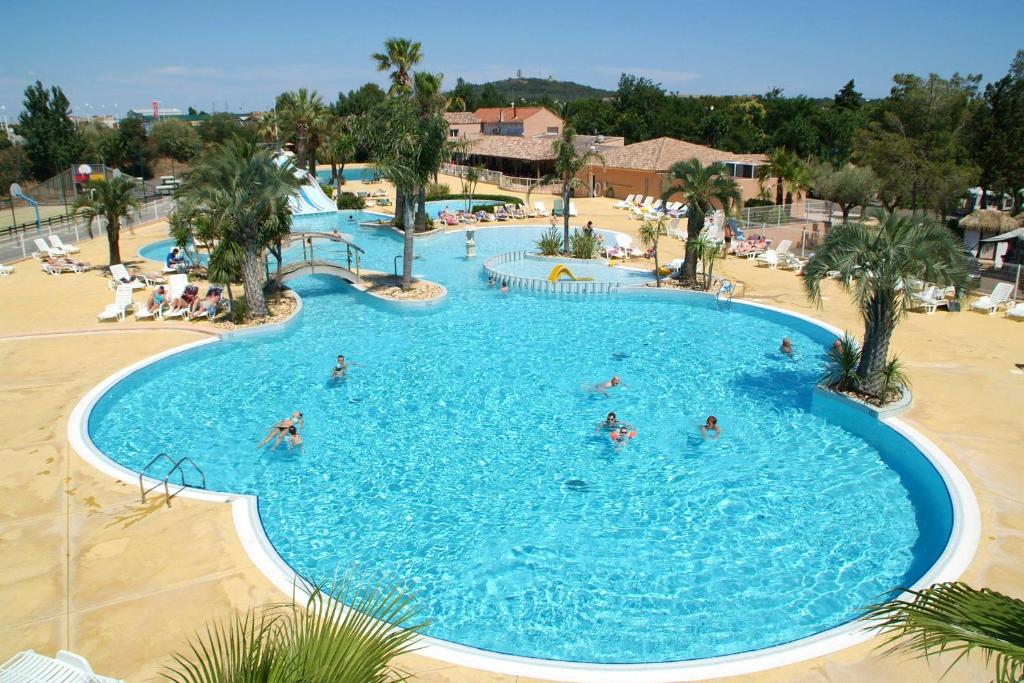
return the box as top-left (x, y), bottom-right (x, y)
top-left (967, 51), bottom-right (1024, 212)
top-left (448, 77), bottom-right (476, 112)
top-left (833, 79), bottom-right (864, 110)
top-left (372, 37), bottom-right (423, 96)
top-left (811, 162), bottom-right (878, 221)
top-left (80, 121), bottom-right (119, 166)
top-left (360, 97), bottom-right (448, 290)
top-left (72, 177), bottom-right (140, 265)
top-left (460, 165), bottom-right (481, 214)
top-left (149, 119), bottom-right (201, 169)
top-left (477, 83), bottom-right (504, 108)
top-left (17, 81), bottom-right (84, 179)
top-left (0, 146), bottom-right (28, 196)
top-left (161, 582), bottom-right (424, 683)
top-left (866, 582), bottom-right (1024, 683)
top-left (639, 215), bottom-right (667, 287)
top-left (528, 127), bottom-right (604, 256)
top-left (412, 71), bottom-right (447, 231)
top-left (179, 140), bottom-right (301, 317)
top-left (334, 83), bottom-right (387, 118)
top-left (198, 112), bottom-right (248, 146)
top-left (758, 147), bottom-right (812, 206)
top-left (276, 89), bottom-right (329, 171)
top-left (117, 117), bottom-right (151, 178)
top-left (803, 212), bottom-right (971, 398)
top-left (662, 159), bottom-right (740, 285)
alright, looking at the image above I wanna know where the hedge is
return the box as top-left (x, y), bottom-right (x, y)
top-left (425, 192), bottom-right (523, 205)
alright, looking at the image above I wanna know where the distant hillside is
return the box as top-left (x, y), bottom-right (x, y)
top-left (462, 77), bottom-right (614, 103)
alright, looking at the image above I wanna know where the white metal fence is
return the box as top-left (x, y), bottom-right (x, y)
top-left (0, 197), bottom-right (175, 263)
top-left (440, 162), bottom-right (560, 195)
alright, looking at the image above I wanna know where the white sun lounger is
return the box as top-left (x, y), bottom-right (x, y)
top-left (971, 282), bottom-right (1013, 314)
top-left (48, 234), bottom-right (80, 254)
top-left (98, 284), bottom-right (135, 321)
top-left (109, 264), bottom-right (147, 290)
top-left (0, 649), bottom-right (124, 683)
top-left (755, 250), bottom-right (780, 269)
top-left (613, 194), bottom-right (636, 209)
top-left (1006, 302), bottom-right (1024, 320)
top-left (134, 299), bottom-right (161, 321)
top-left (33, 238), bottom-right (65, 259)
top-left (911, 286), bottom-right (949, 315)
top-left (534, 201), bottom-right (549, 217)
top-left (568, 201), bottom-right (578, 217)
top-left (640, 196), bottom-right (654, 208)
top-left (0, 263), bottom-right (14, 276)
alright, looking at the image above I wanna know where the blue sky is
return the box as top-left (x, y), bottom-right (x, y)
top-left (1, 0), bottom-right (1021, 117)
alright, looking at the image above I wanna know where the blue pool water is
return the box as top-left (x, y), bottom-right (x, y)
top-left (92, 219), bottom-right (952, 664)
top-left (139, 239), bottom-right (208, 265)
top-left (315, 166), bottom-right (379, 184)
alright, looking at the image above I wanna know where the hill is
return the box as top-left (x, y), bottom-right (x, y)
top-left (461, 77), bottom-right (614, 103)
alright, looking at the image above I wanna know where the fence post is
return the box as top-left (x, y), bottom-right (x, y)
top-left (19, 230), bottom-right (26, 258)
top-left (800, 228), bottom-right (806, 257)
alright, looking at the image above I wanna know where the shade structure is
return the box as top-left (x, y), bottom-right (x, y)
top-left (958, 209), bottom-right (1018, 232)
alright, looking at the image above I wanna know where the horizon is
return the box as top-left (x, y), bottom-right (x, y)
top-left (1, 0), bottom-right (1022, 117)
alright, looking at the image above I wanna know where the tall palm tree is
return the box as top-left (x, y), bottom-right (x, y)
top-left (372, 38), bottom-right (423, 96)
top-left (256, 110), bottom-right (283, 151)
top-left (758, 147), bottom-right (810, 206)
top-left (865, 582), bottom-right (1024, 683)
top-left (638, 214), bottom-right (667, 287)
top-left (276, 89), bottom-right (329, 171)
top-left (528, 127), bottom-right (604, 256)
top-left (161, 581), bottom-right (426, 683)
top-left (803, 212), bottom-right (971, 398)
top-left (662, 159), bottom-right (740, 284)
top-left (72, 177), bottom-right (140, 265)
top-left (179, 140), bottom-right (300, 318)
top-left (412, 71), bottom-right (448, 231)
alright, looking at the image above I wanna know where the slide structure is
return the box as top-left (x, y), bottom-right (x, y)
top-left (548, 264), bottom-right (593, 282)
top-left (272, 153), bottom-right (338, 216)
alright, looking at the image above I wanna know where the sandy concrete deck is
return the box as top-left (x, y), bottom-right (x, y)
top-left (0, 193), bottom-right (1020, 682)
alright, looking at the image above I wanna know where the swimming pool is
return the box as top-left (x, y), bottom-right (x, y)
top-left (315, 166), bottom-right (379, 185)
top-left (89, 221), bottom-right (964, 671)
top-left (138, 238), bottom-right (208, 265)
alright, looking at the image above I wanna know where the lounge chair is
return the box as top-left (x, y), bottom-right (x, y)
top-left (970, 282), bottom-right (1013, 314)
top-left (755, 250), bottom-right (780, 269)
top-left (0, 263), bottom-right (14, 276)
top-left (135, 299), bottom-right (161, 320)
top-left (98, 284), bottom-right (135, 321)
top-left (552, 198), bottom-right (564, 216)
top-left (494, 206), bottom-right (511, 221)
top-left (534, 201), bottom-right (549, 217)
top-left (475, 210), bottom-right (491, 222)
top-left (1006, 302), bottom-right (1024, 320)
top-left (910, 286), bottom-right (948, 315)
top-left (613, 194), bottom-right (636, 209)
top-left (568, 201), bottom-right (578, 217)
top-left (640, 196), bottom-right (654, 209)
top-left (649, 199), bottom-right (663, 213)
top-left (109, 264), bottom-right (147, 290)
top-left (509, 203), bottom-right (527, 219)
top-left (666, 218), bottom-right (685, 240)
top-left (48, 234), bottom-right (80, 254)
top-left (42, 258), bottom-right (89, 275)
top-left (0, 649), bottom-right (124, 683)
top-left (163, 276), bottom-right (193, 320)
top-left (33, 238), bottom-right (65, 259)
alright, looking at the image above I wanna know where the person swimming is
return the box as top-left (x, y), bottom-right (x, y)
top-left (701, 415), bottom-right (721, 440)
top-left (610, 424), bottom-right (637, 447)
top-left (592, 376), bottom-right (622, 395)
top-left (275, 424), bottom-right (303, 451)
top-left (487, 275), bottom-right (496, 287)
top-left (597, 411), bottom-right (620, 431)
top-left (780, 337), bottom-right (793, 356)
top-left (332, 354), bottom-right (361, 379)
top-left (257, 411), bottom-right (304, 449)
top-left (500, 280), bottom-right (509, 293)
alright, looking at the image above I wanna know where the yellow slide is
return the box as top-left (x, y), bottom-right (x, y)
top-left (548, 264), bottom-right (594, 282)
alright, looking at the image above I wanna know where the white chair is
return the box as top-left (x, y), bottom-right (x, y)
top-left (910, 286), bottom-right (948, 315)
top-left (109, 264), bottom-right (146, 291)
top-left (552, 198), bottom-right (564, 216)
top-left (665, 218), bottom-right (686, 240)
top-left (568, 201), bottom-right (578, 217)
top-left (534, 201), bottom-right (549, 217)
top-left (971, 282), bottom-right (1014, 314)
top-left (48, 234), bottom-right (80, 254)
top-left (755, 250), bottom-right (779, 269)
top-left (774, 239), bottom-right (792, 257)
top-left (135, 299), bottom-right (161, 320)
top-left (0, 649), bottom-right (124, 683)
top-left (1006, 302), bottom-right (1024, 320)
top-left (33, 238), bottom-right (65, 259)
top-left (613, 194), bottom-right (636, 209)
top-left (163, 274), bottom-right (191, 320)
top-left (640, 196), bottom-right (654, 208)
top-left (98, 284), bottom-right (135, 321)
top-left (0, 263), bottom-right (14, 276)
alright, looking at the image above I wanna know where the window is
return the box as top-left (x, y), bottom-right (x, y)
top-left (725, 162), bottom-right (756, 179)
top-left (449, 129), bottom-right (459, 138)
top-left (547, 126), bottom-right (559, 134)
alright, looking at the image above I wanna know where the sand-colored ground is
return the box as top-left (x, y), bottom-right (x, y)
top-left (0, 185), bottom-right (1021, 682)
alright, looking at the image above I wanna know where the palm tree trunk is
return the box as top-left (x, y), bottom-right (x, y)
top-left (682, 208), bottom-right (703, 282)
top-left (653, 234), bottom-right (661, 287)
top-left (402, 191), bottom-right (415, 290)
top-left (856, 294), bottom-right (895, 397)
top-left (330, 161), bottom-right (338, 183)
top-left (562, 185), bottom-right (572, 256)
top-left (107, 217), bottom-right (121, 265)
top-left (415, 186), bottom-right (427, 232)
top-left (776, 178), bottom-right (784, 206)
top-left (241, 242), bottom-right (269, 318)
top-left (395, 193), bottom-right (406, 226)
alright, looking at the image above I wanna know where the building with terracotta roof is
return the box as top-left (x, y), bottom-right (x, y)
top-left (473, 106), bottom-right (563, 137)
top-left (443, 112), bottom-right (481, 139)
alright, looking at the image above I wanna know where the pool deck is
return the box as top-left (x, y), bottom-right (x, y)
top-left (0, 189), bottom-right (1021, 682)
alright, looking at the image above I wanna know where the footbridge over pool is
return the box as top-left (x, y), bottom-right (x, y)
top-left (269, 231), bottom-right (366, 287)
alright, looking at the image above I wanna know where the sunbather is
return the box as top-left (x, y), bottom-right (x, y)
top-left (147, 286), bottom-right (168, 312)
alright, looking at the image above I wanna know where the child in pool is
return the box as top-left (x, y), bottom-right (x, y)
top-left (701, 416), bottom-right (721, 440)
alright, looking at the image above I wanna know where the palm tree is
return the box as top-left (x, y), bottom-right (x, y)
top-left (758, 147), bottom-right (810, 206)
top-left (72, 177), bottom-right (140, 265)
top-left (803, 212), bottom-right (971, 398)
top-left (528, 127), bottom-right (604, 256)
top-left (372, 38), bottom-right (423, 96)
top-left (638, 215), bottom-right (667, 287)
top-left (276, 89), bottom-right (329, 171)
top-left (865, 582), bottom-right (1024, 683)
top-left (256, 110), bottom-right (283, 151)
top-left (662, 159), bottom-right (740, 284)
top-left (179, 140), bottom-right (300, 318)
top-left (461, 166), bottom-right (481, 214)
top-left (412, 71), bottom-right (447, 231)
top-left (161, 581), bottom-right (426, 683)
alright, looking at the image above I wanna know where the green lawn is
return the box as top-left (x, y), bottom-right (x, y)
top-left (0, 204), bottom-right (72, 229)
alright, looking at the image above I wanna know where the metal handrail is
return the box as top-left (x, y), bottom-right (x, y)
top-left (138, 452), bottom-right (207, 506)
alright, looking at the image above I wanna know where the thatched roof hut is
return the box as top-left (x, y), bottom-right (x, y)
top-left (959, 209), bottom-right (1018, 232)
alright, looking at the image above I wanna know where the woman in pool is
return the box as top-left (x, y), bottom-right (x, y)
top-left (257, 411), bottom-right (304, 449)
top-left (597, 412), bottom-right (621, 431)
top-left (592, 376), bottom-right (622, 395)
top-left (780, 337), bottom-right (793, 356)
top-left (274, 425), bottom-right (303, 451)
top-left (701, 416), bottom-right (721, 440)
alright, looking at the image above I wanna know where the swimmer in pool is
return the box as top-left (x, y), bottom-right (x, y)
top-left (610, 424), bottom-right (637, 448)
top-left (500, 280), bottom-right (509, 293)
top-left (701, 415), bottom-right (721, 440)
top-left (487, 275), bottom-right (496, 287)
top-left (257, 411), bottom-right (304, 448)
top-left (780, 337), bottom-right (793, 356)
top-left (275, 424), bottom-right (303, 451)
top-left (593, 376), bottom-right (622, 395)
top-left (832, 339), bottom-right (843, 354)
top-left (597, 411), bottom-right (622, 431)
top-left (332, 354), bottom-right (361, 379)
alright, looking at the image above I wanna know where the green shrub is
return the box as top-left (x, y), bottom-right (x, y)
top-left (743, 198), bottom-right (775, 208)
top-left (536, 227), bottom-right (563, 256)
top-left (604, 186), bottom-right (616, 198)
top-left (820, 334), bottom-right (861, 392)
top-left (426, 192), bottom-right (523, 205)
top-left (426, 182), bottom-right (450, 197)
top-left (876, 355), bottom-right (909, 404)
top-left (336, 192), bottom-right (365, 210)
top-left (470, 203), bottom-right (499, 214)
top-left (320, 184), bottom-right (335, 198)
top-left (569, 230), bottom-right (598, 259)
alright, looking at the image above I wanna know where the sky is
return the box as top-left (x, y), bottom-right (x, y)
top-left (1, 0), bottom-right (1021, 119)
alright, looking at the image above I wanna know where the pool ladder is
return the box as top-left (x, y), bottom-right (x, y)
top-left (715, 278), bottom-right (735, 310)
top-left (139, 452), bottom-right (207, 507)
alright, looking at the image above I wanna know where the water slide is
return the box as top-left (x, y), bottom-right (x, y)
top-left (273, 153), bottom-right (338, 216)
top-left (548, 265), bottom-right (594, 282)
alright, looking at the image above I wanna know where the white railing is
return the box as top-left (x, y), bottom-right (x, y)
top-left (483, 250), bottom-right (624, 295)
top-left (440, 162), bottom-right (560, 195)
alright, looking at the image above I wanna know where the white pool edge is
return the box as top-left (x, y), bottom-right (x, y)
top-left (66, 278), bottom-right (980, 683)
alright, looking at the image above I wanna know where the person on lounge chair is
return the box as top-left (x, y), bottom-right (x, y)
top-left (166, 248), bottom-right (187, 272)
top-left (147, 286), bottom-right (168, 312)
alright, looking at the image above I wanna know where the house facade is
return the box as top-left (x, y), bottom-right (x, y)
top-left (443, 112), bottom-right (482, 139)
top-left (473, 106), bottom-right (563, 137)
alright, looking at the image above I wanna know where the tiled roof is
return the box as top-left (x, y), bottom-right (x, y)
top-left (600, 137), bottom-right (768, 171)
top-left (474, 106), bottom-right (551, 123)
top-left (461, 135), bottom-right (555, 161)
top-left (444, 112), bottom-right (480, 124)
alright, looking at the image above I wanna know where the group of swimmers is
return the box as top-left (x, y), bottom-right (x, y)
top-left (486, 275), bottom-right (510, 293)
top-left (591, 376), bottom-right (722, 447)
top-left (257, 411), bottom-right (304, 450)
